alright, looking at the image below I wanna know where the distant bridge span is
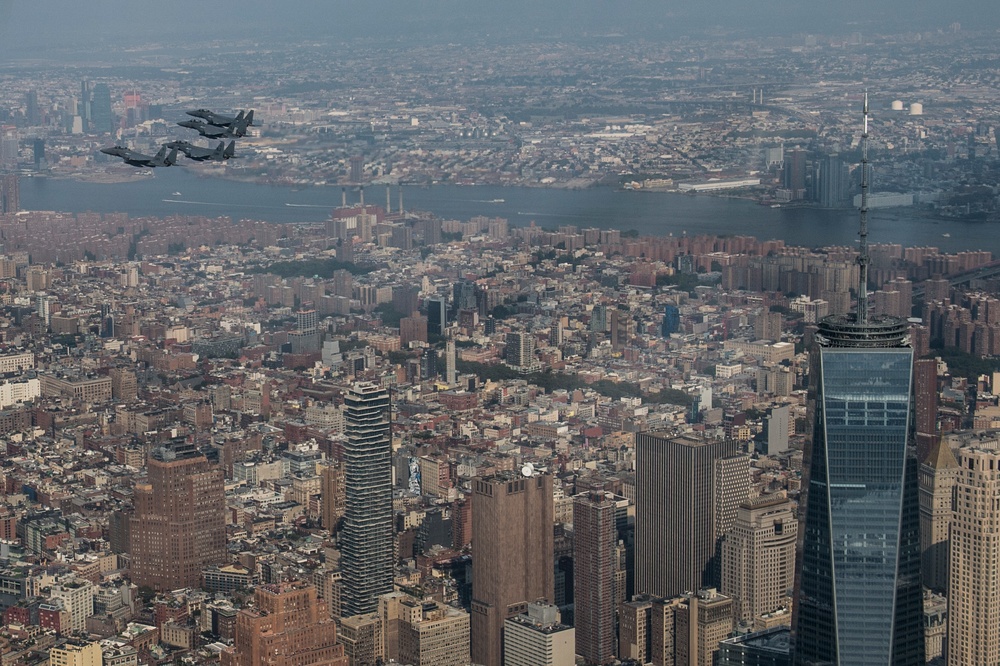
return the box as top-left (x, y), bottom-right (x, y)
top-left (911, 259), bottom-right (1000, 301)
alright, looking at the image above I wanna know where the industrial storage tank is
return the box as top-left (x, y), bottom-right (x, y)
top-left (891, 100), bottom-right (904, 111)
top-left (909, 102), bottom-right (923, 115)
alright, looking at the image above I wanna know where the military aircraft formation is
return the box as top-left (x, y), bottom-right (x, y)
top-left (100, 109), bottom-right (254, 168)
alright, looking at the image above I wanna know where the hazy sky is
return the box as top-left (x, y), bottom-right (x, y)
top-left (0, 0), bottom-right (995, 56)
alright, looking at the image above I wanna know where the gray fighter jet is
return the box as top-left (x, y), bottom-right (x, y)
top-left (165, 140), bottom-right (235, 162)
top-left (185, 108), bottom-right (255, 127)
top-left (177, 110), bottom-right (252, 139)
top-left (100, 144), bottom-right (178, 168)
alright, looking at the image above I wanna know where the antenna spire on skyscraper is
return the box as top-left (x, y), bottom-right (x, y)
top-left (857, 90), bottom-right (871, 325)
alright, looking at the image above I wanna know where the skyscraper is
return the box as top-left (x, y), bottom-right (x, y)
top-left (471, 471), bottom-right (554, 666)
top-left (0, 173), bottom-right (18, 214)
top-left (946, 447), bottom-right (1000, 666)
top-left (721, 494), bottom-right (797, 624)
top-left (573, 491), bottom-right (616, 666)
top-left (505, 331), bottom-right (535, 370)
top-left (426, 296), bottom-right (447, 336)
top-left (918, 437), bottom-right (959, 594)
top-left (89, 83), bottom-right (114, 134)
top-left (792, 95), bottom-right (923, 666)
top-left (635, 433), bottom-right (746, 599)
top-left (130, 440), bottom-right (226, 591)
top-left (913, 358), bottom-right (938, 461)
top-left (341, 382), bottom-right (394, 617)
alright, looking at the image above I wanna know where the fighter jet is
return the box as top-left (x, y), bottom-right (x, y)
top-left (165, 140), bottom-right (236, 162)
top-left (100, 144), bottom-right (178, 168)
top-left (185, 108), bottom-right (255, 128)
top-left (177, 110), bottom-right (252, 139)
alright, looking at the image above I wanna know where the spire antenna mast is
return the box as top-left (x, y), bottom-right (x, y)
top-left (857, 91), bottom-right (871, 325)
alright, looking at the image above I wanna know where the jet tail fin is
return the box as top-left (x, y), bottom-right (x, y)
top-left (165, 147), bottom-right (179, 166)
top-left (224, 141), bottom-right (236, 159)
top-left (212, 142), bottom-right (226, 160)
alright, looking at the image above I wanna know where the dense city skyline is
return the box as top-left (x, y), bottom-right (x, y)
top-left (1, 6), bottom-right (999, 666)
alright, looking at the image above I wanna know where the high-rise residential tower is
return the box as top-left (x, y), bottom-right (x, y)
top-left (573, 491), bottom-right (617, 665)
top-left (340, 382), bottom-right (394, 617)
top-left (130, 440), bottom-right (226, 591)
top-left (635, 433), bottom-right (747, 599)
top-left (471, 471), bottom-right (554, 666)
top-left (947, 447), bottom-right (1000, 665)
top-left (792, 94), bottom-right (923, 666)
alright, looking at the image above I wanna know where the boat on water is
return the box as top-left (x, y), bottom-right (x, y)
top-left (172, 191), bottom-right (182, 196)
top-left (942, 233), bottom-right (951, 238)
top-left (770, 204), bottom-right (780, 208)
top-left (491, 198), bottom-right (505, 203)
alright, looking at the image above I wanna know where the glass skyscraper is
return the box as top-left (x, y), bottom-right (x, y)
top-left (793, 314), bottom-right (924, 665)
top-left (340, 381), bottom-right (394, 616)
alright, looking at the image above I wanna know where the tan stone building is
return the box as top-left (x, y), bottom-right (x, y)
top-left (720, 494), bottom-right (796, 624)
top-left (919, 437), bottom-right (959, 593)
top-left (948, 448), bottom-right (1000, 666)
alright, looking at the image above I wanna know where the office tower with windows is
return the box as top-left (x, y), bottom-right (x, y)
top-left (913, 358), bottom-right (938, 461)
top-left (0, 173), bottom-right (18, 214)
top-left (426, 296), bottom-right (447, 336)
top-left (721, 494), bottom-right (797, 624)
top-left (918, 437), bottom-right (958, 594)
top-left (573, 491), bottom-right (616, 665)
top-left (946, 448), bottom-right (1000, 665)
top-left (635, 433), bottom-right (747, 599)
top-left (505, 331), bottom-right (535, 369)
top-left (341, 382), bottom-right (394, 617)
top-left (471, 471), bottom-right (554, 666)
top-left (792, 97), bottom-right (922, 666)
top-left (130, 440), bottom-right (226, 591)
top-left (89, 83), bottom-right (114, 134)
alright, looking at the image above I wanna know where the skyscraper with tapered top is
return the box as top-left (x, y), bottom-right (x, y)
top-left (340, 382), bottom-right (393, 617)
top-left (792, 93), bottom-right (923, 666)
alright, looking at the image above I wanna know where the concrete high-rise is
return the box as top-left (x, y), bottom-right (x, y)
top-left (503, 603), bottom-right (574, 666)
top-left (792, 96), bottom-right (924, 666)
top-left (505, 331), bottom-right (535, 369)
top-left (635, 433), bottom-right (747, 599)
top-left (341, 382), bottom-right (394, 617)
top-left (573, 491), bottom-right (616, 665)
top-left (720, 494), bottom-right (797, 624)
top-left (947, 448), bottom-right (1000, 666)
top-left (130, 440), bottom-right (226, 591)
top-left (918, 436), bottom-right (959, 594)
top-left (0, 173), bottom-right (18, 214)
top-left (913, 358), bottom-right (938, 461)
top-left (471, 471), bottom-right (554, 666)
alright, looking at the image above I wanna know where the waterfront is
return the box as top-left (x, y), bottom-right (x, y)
top-left (18, 171), bottom-right (997, 254)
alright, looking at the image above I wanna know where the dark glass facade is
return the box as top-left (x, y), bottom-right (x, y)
top-left (794, 318), bottom-right (923, 665)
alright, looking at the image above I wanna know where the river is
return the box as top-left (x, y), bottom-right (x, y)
top-left (17, 170), bottom-right (996, 254)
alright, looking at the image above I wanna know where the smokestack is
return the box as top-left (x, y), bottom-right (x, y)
top-left (341, 187), bottom-right (346, 207)
top-left (360, 186), bottom-right (364, 209)
top-left (399, 187), bottom-right (403, 215)
top-left (387, 186), bottom-right (391, 213)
